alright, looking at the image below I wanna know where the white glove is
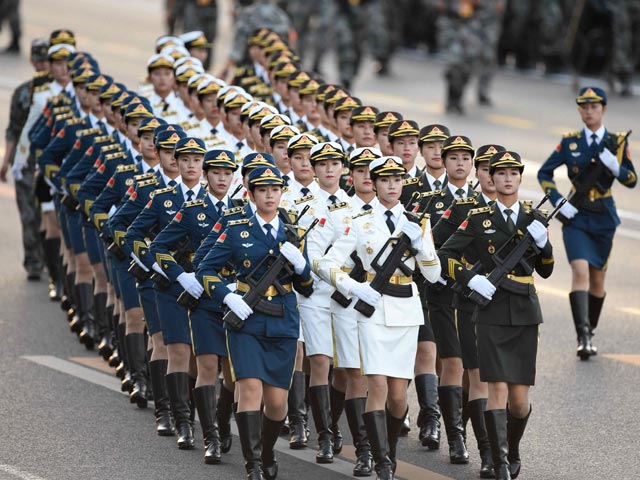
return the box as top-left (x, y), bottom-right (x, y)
top-left (223, 292), bottom-right (253, 320)
top-left (130, 253), bottom-right (149, 272)
top-left (468, 275), bottom-right (496, 300)
top-left (400, 221), bottom-right (423, 248)
top-left (437, 276), bottom-right (447, 285)
top-left (600, 148), bottom-right (620, 176)
top-left (11, 163), bottom-right (23, 181)
top-left (152, 262), bottom-right (169, 279)
top-left (349, 282), bottom-right (381, 306)
top-left (227, 283), bottom-right (237, 292)
top-left (556, 197), bottom-right (578, 220)
top-left (526, 220), bottom-right (548, 248)
top-left (177, 272), bottom-right (204, 298)
top-left (280, 241), bottom-right (307, 275)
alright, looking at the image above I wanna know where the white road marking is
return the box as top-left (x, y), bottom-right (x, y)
top-left (0, 465), bottom-right (48, 480)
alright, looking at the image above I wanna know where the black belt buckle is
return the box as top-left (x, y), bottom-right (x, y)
top-left (151, 271), bottom-right (172, 290)
top-left (177, 290), bottom-right (199, 310)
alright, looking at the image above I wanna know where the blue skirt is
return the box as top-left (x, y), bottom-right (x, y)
top-left (563, 223), bottom-right (615, 269)
top-left (189, 307), bottom-right (227, 357)
top-left (114, 260), bottom-right (140, 311)
top-left (226, 330), bottom-right (296, 389)
top-left (68, 210), bottom-right (87, 255)
top-left (155, 284), bottom-right (191, 345)
top-left (138, 282), bottom-right (161, 335)
top-left (82, 223), bottom-right (102, 264)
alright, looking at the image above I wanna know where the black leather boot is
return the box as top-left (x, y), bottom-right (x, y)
top-left (386, 407), bottom-right (407, 474)
top-left (237, 410), bottom-right (264, 479)
top-left (126, 333), bottom-right (149, 408)
top-left (309, 385), bottom-right (334, 463)
top-left (262, 414), bottom-right (285, 479)
top-left (588, 293), bottom-right (605, 356)
top-left (507, 406), bottom-right (531, 479)
top-left (415, 374), bottom-right (441, 449)
top-left (469, 398), bottom-right (494, 478)
top-left (345, 398), bottom-right (372, 477)
top-left (117, 324), bottom-right (133, 390)
top-left (363, 410), bottom-right (394, 480)
top-left (329, 385), bottom-right (345, 454)
top-left (85, 292), bottom-right (107, 351)
top-left (438, 385), bottom-right (469, 464)
top-left (108, 312), bottom-right (120, 367)
top-left (62, 271), bottom-right (75, 316)
top-left (72, 283), bottom-right (93, 339)
top-left (166, 372), bottom-right (195, 449)
top-left (194, 385), bottom-right (222, 464)
top-left (44, 238), bottom-right (62, 301)
top-left (216, 384), bottom-right (234, 453)
top-left (485, 409), bottom-right (511, 480)
top-left (149, 360), bottom-right (174, 436)
top-left (462, 389), bottom-right (470, 441)
top-left (288, 371), bottom-right (308, 449)
top-left (570, 291), bottom-right (593, 360)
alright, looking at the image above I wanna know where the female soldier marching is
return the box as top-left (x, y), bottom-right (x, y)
top-left (439, 151), bottom-right (555, 479)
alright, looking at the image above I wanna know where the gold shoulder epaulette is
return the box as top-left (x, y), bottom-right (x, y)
top-left (352, 210), bottom-right (374, 219)
top-left (328, 201), bottom-right (349, 212)
top-left (228, 218), bottom-right (250, 226)
top-left (52, 106), bottom-right (70, 115)
top-left (402, 177), bottom-right (420, 186)
top-left (93, 135), bottom-right (113, 145)
top-left (116, 164), bottom-right (137, 173)
top-left (282, 186), bottom-right (290, 193)
top-left (134, 172), bottom-right (156, 182)
top-left (77, 127), bottom-right (102, 137)
top-left (454, 197), bottom-right (478, 205)
top-left (137, 178), bottom-right (159, 188)
top-left (56, 112), bottom-right (74, 122)
top-left (153, 186), bottom-right (175, 195)
top-left (105, 152), bottom-right (127, 161)
top-left (563, 130), bottom-right (581, 139)
top-left (184, 199), bottom-right (205, 208)
top-left (295, 194), bottom-right (315, 204)
top-left (224, 206), bottom-right (245, 216)
top-left (33, 84), bottom-right (51, 93)
top-left (65, 118), bottom-right (85, 126)
top-left (470, 206), bottom-right (492, 215)
top-left (101, 144), bottom-right (121, 153)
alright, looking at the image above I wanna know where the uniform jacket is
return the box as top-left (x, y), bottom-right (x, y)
top-left (438, 201), bottom-right (554, 326)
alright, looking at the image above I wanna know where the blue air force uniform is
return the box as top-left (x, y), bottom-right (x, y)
top-left (196, 167), bottom-right (313, 389)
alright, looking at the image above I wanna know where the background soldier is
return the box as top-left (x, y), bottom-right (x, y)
top-left (1, 38), bottom-right (49, 281)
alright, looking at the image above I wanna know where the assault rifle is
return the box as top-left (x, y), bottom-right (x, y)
top-left (465, 195), bottom-right (563, 307)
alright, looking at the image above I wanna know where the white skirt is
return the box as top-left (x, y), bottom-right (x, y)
top-left (330, 299), bottom-right (361, 369)
top-left (299, 302), bottom-right (333, 357)
top-left (358, 322), bottom-right (419, 379)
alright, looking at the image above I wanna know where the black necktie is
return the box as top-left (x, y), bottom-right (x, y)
top-left (186, 189), bottom-right (194, 201)
top-left (216, 200), bottom-right (225, 216)
top-left (433, 180), bottom-right (442, 190)
top-left (211, 128), bottom-right (218, 135)
top-left (590, 133), bottom-right (599, 153)
top-left (385, 210), bottom-right (395, 234)
top-left (282, 174), bottom-right (290, 186)
top-left (328, 194), bottom-right (338, 204)
top-left (236, 141), bottom-right (244, 151)
top-left (488, 199), bottom-right (495, 206)
top-left (168, 179), bottom-right (177, 187)
top-left (455, 188), bottom-right (465, 198)
top-left (148, 167), bottom-right (155, 175)
top-left (135, 154), bottom-right (142, 163)
top-left (362, 204), bottom-right (372, 211)
top-left (97, 120), bottom-right (105, 131)
top-left (347, 145), bottom-right (354, 153)
top-left (301, 187), bottom-right (310, 196)
top-left (504, 208), bottom-right (515, 233)
top-left (264, 224), bottom-right (275, 246)
top-left (162, 100), bottom-right (169, 112)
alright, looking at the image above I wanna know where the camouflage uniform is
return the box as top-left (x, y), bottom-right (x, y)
top-left (604, 0), bottom-right (634, 95)
top-left (182, 0), bottom-right (218, 69)
top-left (0, 0), bottom-right (21, 51)
top-left (5, 79), bottom-right (43, 275)
top-left (438, 0), bottom-right (505, 112)
top-left (333, 0), bottom-right (367, 88)
top-left (230, 0), bottom-right (292, 64)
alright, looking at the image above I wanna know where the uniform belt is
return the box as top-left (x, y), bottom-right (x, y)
top-left (505, 274), bottom-right (534, 284)
top-left (365, 273), bottom-right (413, 285)
top-left (341, 267), bottom-right (352, 273)
top-left (236, 280), bottom-right (293, 297)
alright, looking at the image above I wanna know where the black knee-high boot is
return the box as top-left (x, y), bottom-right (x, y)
top-left (149, 359), bottom-right (174, 436)
top-left (415, 373), bottom-right (441, 449)
top-left (588, 293), bottom-right (605, 355)
top-left (570, 291), bottom-right (593, 360)
top-left (345, 398), bottom-right (372, 477)
top-left (507, 406), bottom-right (531, 479)
top-left (262, 414), bottom-right (285, 479)
top-left (308, 385), bottom-right (333, 463)
top-left (288, 371), bottom-right (308, 449)
top-left (216, 384), bottom-right (234, 453)
top-left (237, 410), bottom-right (264, 479)
top-left (125, 333), bottom-right (149, 408)
top-left (329, 384), bottom-right (345, 454)
top-left (363, 410), bottom-right (393, 480)
top-left (166, 372), bottom-right (195, 449)
top-left (438, 385), bottom-right (469, 464)
top-left (485, 409), bottom-right (511, 480)
top-left (193, 385), bottom-right (222, 464)
top-left (469, 398), bottom-right (494, 478)
top-left (386, 407), bottom-right (407, 473)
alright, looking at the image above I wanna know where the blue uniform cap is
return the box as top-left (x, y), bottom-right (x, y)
top-left (576, 87), bottom-right (607, 105)
top-left (203, 150), bottom-right (237, 171)
top-left (489, 150), bottom-right (524, 174)
top-left (248, 166), bottom-right (284, 190)
top-left (174, 137), bottom-right (207, 155)
top-left (138, 117), bottom-right (167, 135)
top-left (155, 129), bottom-right (186, 149)
top-left (241, 152), bottom-right (276, 176)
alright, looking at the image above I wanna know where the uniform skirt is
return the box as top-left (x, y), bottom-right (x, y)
top-left (155, 284), bottom-right (191, 345)
top-left (457, 309), bottom-right (479, 370)
top-left (358, 322), bottom-right (419, 379)
top-left (476, 323), bottom-right (539, 385)
top-left (563, 223), bottom-right (615, 270)
top-left (189, 307), bottom-right (228, 357)
top-left (330, 298), bottom-right (361, 370)
top-left (226, 330), bottom-right (297, 390)
top-left (138, 281), bottom-right (161, 335)
top-left (429, 301), bottom-right (462, 359)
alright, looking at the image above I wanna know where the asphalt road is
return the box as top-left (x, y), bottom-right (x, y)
top-left (0, 1), bottom-right (639, 479)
